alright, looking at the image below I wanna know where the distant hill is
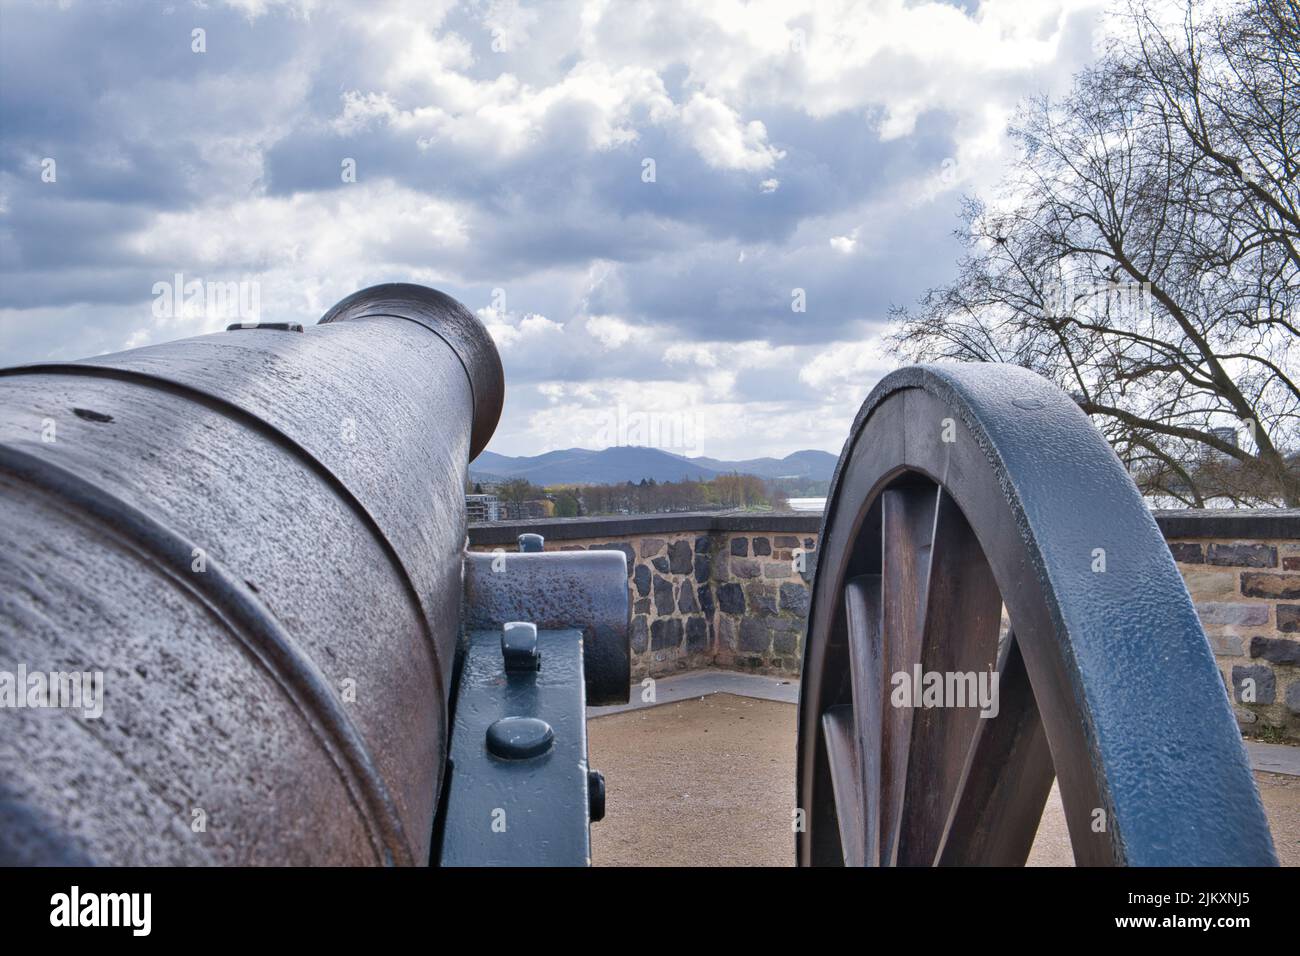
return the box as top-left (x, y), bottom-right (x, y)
top-left (470, 446), bottom-right (838, 486)
top-left (686, 449), bottom-right (838, 480)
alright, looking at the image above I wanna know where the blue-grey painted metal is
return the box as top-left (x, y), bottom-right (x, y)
top-left (798, 364), bottom-right (1278, 866)
top-left (0, 284), bottom-right (502, 865)
top-left (486, 716), bottom-right (555, 759)
top-left (462, 549), bottom-right (631, 705)
top-left (502, 621), bottom-right (541, 673)
top-left (439, 628), bottom-right (595, 866)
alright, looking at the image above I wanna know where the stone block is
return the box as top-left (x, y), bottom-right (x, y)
top-left (718, 583), bottom-right (745, 614)
top-left (748, 584), bottom-right (777, 617)
top-left (653, 575), bottom-right (674, 615)
top-left (1241, 573), bottom-right (1300, 600)
top-left (650, 617), bottom-right (683, 651)
top-left (668, 539), bottom-right (693, 574)
top-left (1231, 663), bottom-right (1276, 704)
top-left (1207, 543), bottom-right (1277, 568)
top-left (718, 615), bottom-right (738, 651)
top-left (633, 563), bottom-right (651, 597)
top-left (1179, 568), bottom-right (1241, 602)
top-left (1195, 602), bottom-right (1270, 627)
top-left (780, 581), bottom-right (810, 616)
top-left (771, 617), bottom-right (802, 656)
top-left (739, 618), bottom-right (771, 653)
top-left (640, 538), bottom-right (666, 558)
top-left (677, 583), bottom-right (699, 613)
top-left (1168, 541), bottom-right (1204, 564)
top-left (1249, 635), bottom-right (1300, 665)
top-left (1206, 632), bottom-right (1244, 657)
top-left (686, 617), bottom-right (709, 652)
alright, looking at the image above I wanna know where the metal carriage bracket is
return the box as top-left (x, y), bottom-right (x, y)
top-left (435, 535), bottom-right (630, 866)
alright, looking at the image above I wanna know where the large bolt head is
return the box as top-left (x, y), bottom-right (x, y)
top-left (485, 717), bottom-right (554, 760)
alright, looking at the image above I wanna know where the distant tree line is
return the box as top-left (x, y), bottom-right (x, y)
top-left (578, 473), bottom-right (788, 514)
top-left (479, 473), bottom-right (791, 517)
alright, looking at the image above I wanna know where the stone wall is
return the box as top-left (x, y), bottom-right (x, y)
top-left (469, 513), bottom-right (818, 678)
top-left (1159, 511), bottom-right (1300, 740)
top-left (469, 509), bottom-right (1300, 741)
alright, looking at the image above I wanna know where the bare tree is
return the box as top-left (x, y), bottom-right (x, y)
top-left (892, 0), bottom-right (1299, 506)
top-left (496, 478), bottom-right (537, 517)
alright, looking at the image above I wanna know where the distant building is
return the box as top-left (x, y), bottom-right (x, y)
top-left (499, 498), bottom-right (553, 521)
top-left (1207, 426), bottom-right (1239, 460)
top-left (465, 493), bottom-right (500, 522)
top-left (1209, 426), bottom-right (1239, 449)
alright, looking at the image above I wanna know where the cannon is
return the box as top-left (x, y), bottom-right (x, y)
top-left (0, 283), bottom-right (628, 866)
top-left (795, 365), bottom-right (1278, 866)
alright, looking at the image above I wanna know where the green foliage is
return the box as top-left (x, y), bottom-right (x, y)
top-left (552, 489), bottom-right (581, 517)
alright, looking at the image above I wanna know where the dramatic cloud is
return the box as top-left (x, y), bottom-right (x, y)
top-left (0, 0), bottom-right (1106, 458)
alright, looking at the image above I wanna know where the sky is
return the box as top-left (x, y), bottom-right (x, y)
top-left (0, 0), bottom-right (1109, 460)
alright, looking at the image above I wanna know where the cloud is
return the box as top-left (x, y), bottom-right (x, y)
top-left (585, 314), bottom-right (634, 348)
top-left (0, 0), bottom-right (1106, 458)
top-left (483, 310), bottom-right (565, 348)
top-left (830, 229), bottom-right (859, 254)
top-left (679, 93), bottom-right (785, 172)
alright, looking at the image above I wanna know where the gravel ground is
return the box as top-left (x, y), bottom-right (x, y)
top-left (588, 693), bottom-right (1300, 867)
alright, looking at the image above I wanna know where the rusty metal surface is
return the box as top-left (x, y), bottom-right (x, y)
top-left (0, 285), bottom-right (503, 865)
top-left (462, 550), bottom-right (631, 705)
top-left (319, 283), bottom-right (504, 460)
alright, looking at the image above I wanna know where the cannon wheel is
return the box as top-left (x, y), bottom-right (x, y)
top-left (796, 365), bottom-right (1277, 866)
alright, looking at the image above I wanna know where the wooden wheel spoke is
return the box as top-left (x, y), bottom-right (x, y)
top-left (820, 706), bottom-right (864, 866)
top-left (937, 633), bottom-right (1056, 865)
top-left (896, 489), bottom-right (1003, 866)
top-left (878, 485), bottom-right (938, 866)
top-left (843, 574), bottom-right (883, 866)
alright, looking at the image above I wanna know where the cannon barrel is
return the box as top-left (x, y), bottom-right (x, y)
top-left (0, 283), bottom-right (503, 865)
